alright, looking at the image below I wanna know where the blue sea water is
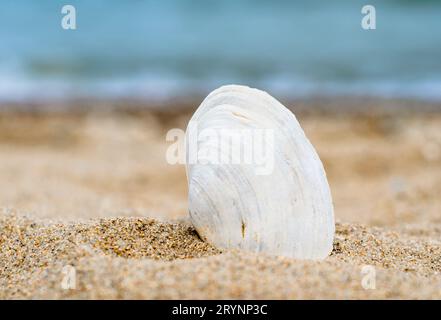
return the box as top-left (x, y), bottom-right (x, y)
top-left (0, 0), bottom-right (440, 101)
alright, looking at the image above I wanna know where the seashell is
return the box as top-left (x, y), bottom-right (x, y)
top-left (185, 85), bottom-right (334, 260)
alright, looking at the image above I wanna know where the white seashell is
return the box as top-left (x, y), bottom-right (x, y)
top-left (185, 85), bottom-right (334, 260)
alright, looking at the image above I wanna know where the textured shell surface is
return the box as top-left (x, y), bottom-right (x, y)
top-left (185, 85), bottom-right (335, 260)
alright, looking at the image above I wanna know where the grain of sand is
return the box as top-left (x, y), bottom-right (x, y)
top-left (1, 103), bottom-right (440, 299)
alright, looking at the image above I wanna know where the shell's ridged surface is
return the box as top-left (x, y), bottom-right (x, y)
top-left (186, 85), bottom-right (334, 260)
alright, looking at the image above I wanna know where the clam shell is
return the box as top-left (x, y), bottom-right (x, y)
top-left (185, 85), bottom-right (334, 259)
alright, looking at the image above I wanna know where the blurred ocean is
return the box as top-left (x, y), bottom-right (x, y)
top-left (1, 0), bottom-right (440, 101)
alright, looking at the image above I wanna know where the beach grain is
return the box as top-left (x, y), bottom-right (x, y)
top-left (1, 103), bottom-right (440, 299)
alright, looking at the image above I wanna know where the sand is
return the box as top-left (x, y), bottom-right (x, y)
top-left (0, 100), bottom-right (440, 299)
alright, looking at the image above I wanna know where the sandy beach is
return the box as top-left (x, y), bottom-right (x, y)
top-left (1, 99), bottom-right (440, 299)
